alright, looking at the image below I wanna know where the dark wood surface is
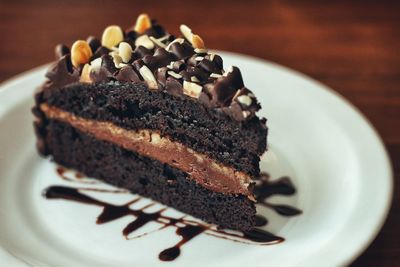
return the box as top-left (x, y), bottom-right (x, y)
top-left (0, 0), bottom-right (399, 265)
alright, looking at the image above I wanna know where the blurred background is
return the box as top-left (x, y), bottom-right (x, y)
top-left (0, 0), bottom-right (399, 265)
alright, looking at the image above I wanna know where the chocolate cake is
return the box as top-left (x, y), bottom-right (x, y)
top-left (32, 14), bottom-right (268, 231)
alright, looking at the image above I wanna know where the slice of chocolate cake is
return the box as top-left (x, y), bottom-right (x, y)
top-left (32, 14), bottom-right (267, 231)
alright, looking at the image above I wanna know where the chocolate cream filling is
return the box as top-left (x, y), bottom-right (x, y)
top-left (40, 104), bottom-right (254, 197)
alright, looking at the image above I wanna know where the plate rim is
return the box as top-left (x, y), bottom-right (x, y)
top-left (0, 51), bottom-right (393, 267)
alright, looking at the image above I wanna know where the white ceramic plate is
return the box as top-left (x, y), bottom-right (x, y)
top-left (0, 52), bottom-right (393, 267)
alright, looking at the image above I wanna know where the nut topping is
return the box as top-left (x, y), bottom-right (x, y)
top-left (139, 65), bottom-right (158, 89)
top-left (210, 73), bottom-right (223, 78)
top-left (237, 95), bottom-right (252, 106)
top-left (191, 76), bottom-right (200, 83)
top-left (118, 42), bottom-right (133, 63)
top-left (134, 13), bottom-right (152, 34)
top-left (179, 24), bottom-right (206, 49)
top-left (192, 34), bottom-right (205, 49)
top-left (71, 40), bottom-right (93, 68)
top-left (110, 51), bottom-right (128, 69)
top-left (47, 15), bottom-right (261, 122)
top-left (80, 64), bottom-right (92, 83)
top-left (167, 71), bottom-right (182, 79)
top-left (101, 25), bottom-right (124, 49)
top-left (135, 35), bottom-right (155, 50)
top-left (183, 81), bottom-right (202, 98)
top-left (90, 57), bottom-right (102, 72)
top-left (180, 24), bottom-right (193, 42)
top-left (149, 36), bottom-right (167, 48)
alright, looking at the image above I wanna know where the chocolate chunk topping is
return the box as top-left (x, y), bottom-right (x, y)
top-left (210, 67), bottom-right (244, 105)
top-left (125, 30), bottom-right (137, 41)
top-left (134, 45), bottom-right (153, 58)
top-left (44, 55), bottom-right (79, 91)
top-left (55, 44), bottom-right (70, 59)
top-left (180, 66), bottom-right (208, 83)
top-left (86, 36), bottom-right (101, 53)
top-left (101, 54), bottom-right (118, 74)
top-left (145, 21), bottom-right (167, 38)
top-left (156, 67), bottom-right (168, 87)
top-left (43, 16), bottom-right (262, 122)
top-left (132, 59), bottom-right (145, 74)
top-left (143, 48), bottom-right (175, 72)
top-left (89, 55), bottom-right (115, 83)
top-left (165, 77), bottom-right (183, 96)
top-left (206, 54), bottom-right (223, 69)
top-left (198, 59), bottom-right (222, 74)
top-left (116, 66), bottom-right (141, 82)
top-left (171, 60), bottom-right (186, 72)
top-left (169, 42), bottom-right (194, 60)
top-left (93, 46), bottom-right (111, 59)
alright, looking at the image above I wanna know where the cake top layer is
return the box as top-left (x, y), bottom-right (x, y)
top-left (43, 14), bottom-right (261, 121)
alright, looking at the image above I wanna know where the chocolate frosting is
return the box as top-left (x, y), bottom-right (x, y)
top-left (41, 18), bottom-right (263, 122)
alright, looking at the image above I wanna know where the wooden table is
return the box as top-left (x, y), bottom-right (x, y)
top-left (0, 0), bottom-right (399, 265)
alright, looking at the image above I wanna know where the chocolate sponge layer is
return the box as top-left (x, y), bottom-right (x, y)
top-left (44, 119), bottom-right (256, 230)
top-left (40, 82), bottom-right (267, 177)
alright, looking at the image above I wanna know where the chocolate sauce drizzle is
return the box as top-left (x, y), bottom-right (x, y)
top-left (254, 172), bottom-right (303, 216)
top-left (43, 168), bottom-right (301, 261)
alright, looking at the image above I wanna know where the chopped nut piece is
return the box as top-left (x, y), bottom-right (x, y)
top-left (139, 65), bottom-right (158, 89)
top-left (194, 48), bottom-right (208, 54)
top-left (183, 81), bottom-right (202, 98)
top-left (149, 36), bottom-right (167, 48)
top-left (209, 53), bottom-right (215, 61)
top-left (237, 95), bottom-right (252, 106)
top-left (135, 35), bottom-right (155, 50)
top-left (90, 57), bottom-right (102, 71)
top-left (158, 35), bottom-right (170, 42)
top-left (118, 42), bottom-right (133, 63)
top-left (179, 24), bottom-right (206, 49)
top-left (110, 51), bottom-right (124, 68)
top-left (192, 34), bottom-right (205, 49)
top-left (224, 66), bottom-right (234, 76)
top-left (101, 25), bottom-right (124, 49)
top-left (71, 40), bottom-right (93, 68)
top-left (191, 76), bottom-right (200, 83)
top-left (80, 64), bottom-right (92, 83)
top-left (210, 73), bottom-right (223, 78)
top-left (166, 61), bottom-right (175, 69)
top-left (134, 13), bottom-right (152, 34)
top-left (180, 24), bottom-right (193, 41)
top-left (167, 71), bottom-right (182, 79)
top-left (242, 110), bottom-right (251, 119)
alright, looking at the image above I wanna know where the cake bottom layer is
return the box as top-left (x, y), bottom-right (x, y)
top-left (43, 119), bottom-right (256, 230)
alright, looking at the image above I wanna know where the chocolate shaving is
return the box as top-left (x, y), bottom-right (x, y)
top-left (44, 55), bottom-right (79, 91)
top-left (143, 48), bottom-right (175, 72)
top-left (54, 44), bottom-right (70, 59)
top-left (116, 66), bottom-right (141, 83)
top-left (165, 77), bottom-right (183, 96)
top-left (210, 66), bottom-right (244, 106)
top-left (169, 42), bottom-right (194, 60)
top-left (86, 36), bottom-right (101, 54)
